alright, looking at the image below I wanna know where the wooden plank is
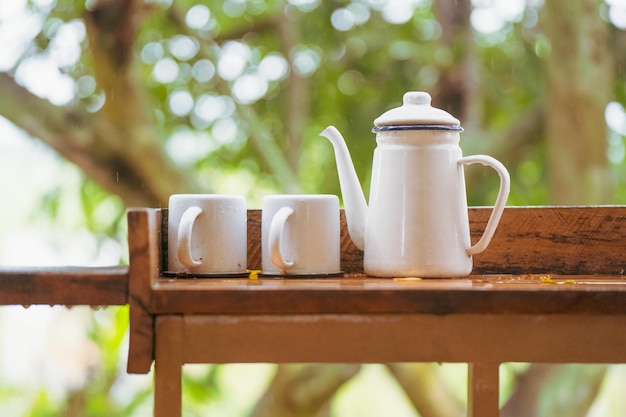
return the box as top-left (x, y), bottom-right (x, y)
top-left (0, 266), bottom-right (128, 306)
top-left (127, 208), bottom-right (160, 374)
top-left (176, 313), bottom-right (626, 364)
top-left (468, 363), bottom-right (500, 417)
top-left (471, 206), bottom-right (626, 275)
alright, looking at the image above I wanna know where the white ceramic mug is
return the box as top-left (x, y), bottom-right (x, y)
top-left (261, 195), bottom-right (341, 276)
top-left (167, 194), bottom-right (247, 276)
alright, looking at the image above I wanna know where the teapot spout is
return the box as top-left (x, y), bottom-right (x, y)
top-left (320, 126), bottom-right (367, 251)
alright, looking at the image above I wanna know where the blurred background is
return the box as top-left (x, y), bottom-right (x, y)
top-left (1, 0), bottom-right (626, 415)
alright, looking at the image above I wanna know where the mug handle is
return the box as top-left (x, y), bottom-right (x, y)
top-left (458, 155), bottom-right (510, 256)
top-left (177, 205), bottom-right (204, 267)
top-left (269, 206), bottom-right (295, 270)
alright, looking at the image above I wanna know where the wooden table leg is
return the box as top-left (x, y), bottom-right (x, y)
top-left (468, 362), bottom-right (499, 417)
top-left (155, 316), bottom-right (184, 417)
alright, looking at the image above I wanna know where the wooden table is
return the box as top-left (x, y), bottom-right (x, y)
top-left (3, 206), bottom-right (626, 417)
top-left (125, 206), bottom-right (626, 417)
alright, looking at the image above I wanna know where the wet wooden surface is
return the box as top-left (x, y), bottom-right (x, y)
top-left (151, 206), bottom-right (626, 315)
top-left (150, 274), bottom-right (626, 315)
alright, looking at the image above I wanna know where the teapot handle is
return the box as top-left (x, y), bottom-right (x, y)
top-left (268, 206), bottom-right (295, 270)
top-left (458, 155), bottom-right (510, 256)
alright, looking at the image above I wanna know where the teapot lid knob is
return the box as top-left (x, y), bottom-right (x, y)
top-left (403, 91), bottom-right (431, 106)
top-left (374, 91), bottom-right (461, 127)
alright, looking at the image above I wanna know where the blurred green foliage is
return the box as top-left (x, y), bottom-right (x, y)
top-left (1, 0), bottom-right (626, 416)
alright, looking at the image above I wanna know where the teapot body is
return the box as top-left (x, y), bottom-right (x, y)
top-left (320, 91), bottom-right (510, 279)
top-left (365, 128), bottom-right (472, 277)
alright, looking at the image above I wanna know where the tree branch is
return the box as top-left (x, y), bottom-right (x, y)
top-left (0, 71), bottom-right (197, 207)
top-left (249, 364), bottom-right (361, 417)
top-left (501, 364), bottom-right (607, 417)
top-left (387, 363), bottom-right (464, 417)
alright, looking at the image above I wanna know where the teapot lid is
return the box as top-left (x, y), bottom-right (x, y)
top-left (373, 91), bottom-right (461, 129)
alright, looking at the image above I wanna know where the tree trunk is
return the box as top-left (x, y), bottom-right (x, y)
top-left (432, 0), bottom-right (480, 129)
top-left (543, 0), bottom-right (614, 204)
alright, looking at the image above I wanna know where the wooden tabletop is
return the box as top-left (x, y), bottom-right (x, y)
top-left (149, 273), bottom-right (626, 315)
top-left (128, 206), bottom-right (626, 316)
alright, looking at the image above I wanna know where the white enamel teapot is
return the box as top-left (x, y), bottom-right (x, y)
top-left (321, 91), bottom-right (510, 278)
